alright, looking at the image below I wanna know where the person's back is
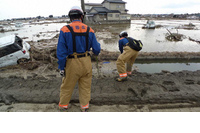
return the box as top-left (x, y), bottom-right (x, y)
top-left (57, 6), bottom-right (101, 112)
top-left (58, 20), bottom-right (100, 58)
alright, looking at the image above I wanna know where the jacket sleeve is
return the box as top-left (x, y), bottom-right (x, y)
top-left (90, 32), bottom-right (101, 55)
top-left (119, 39), bottom-right (123, 53)
top-left (57, 30), bottom-right (68, 70)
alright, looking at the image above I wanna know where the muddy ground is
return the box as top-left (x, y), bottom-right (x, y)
top-left (0, 51), bottom-right (200, 112)
top-left (0, 68), bottom-right (200, 112)
top-left (1, 35), bottom-right (200, 112)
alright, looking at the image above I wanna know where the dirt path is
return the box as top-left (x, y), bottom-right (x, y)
top-left (0, 65), bottom-right (200, 112)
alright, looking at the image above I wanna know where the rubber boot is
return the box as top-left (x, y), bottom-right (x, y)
top-left (115, 76), bottom-right (128, 82)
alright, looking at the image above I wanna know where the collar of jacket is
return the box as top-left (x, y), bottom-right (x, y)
top-left (120, 37), bottom-right (125, 40)
top-left (72, 20), bottom-right (82, 23)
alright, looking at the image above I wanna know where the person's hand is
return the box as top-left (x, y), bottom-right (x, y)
top-left (60, 70), bottom-right (65, 77)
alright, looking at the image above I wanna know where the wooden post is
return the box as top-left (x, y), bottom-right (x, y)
top-left (81, 0), bottom-right (86, 23)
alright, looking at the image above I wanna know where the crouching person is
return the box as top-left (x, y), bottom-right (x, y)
top-left (116, 31), bottom-right (143, 82)
top-left (57, 6), bottom-right (101, 112)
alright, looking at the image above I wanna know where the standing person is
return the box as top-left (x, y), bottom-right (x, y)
top-left (116, 31), bottom-right (142, 82)
top-left (57, 6), bottom-right (101, 112)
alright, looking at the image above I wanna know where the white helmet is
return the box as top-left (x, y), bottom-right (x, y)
top-left (68, 6), bottom-right (84, 18)
top-left (119, 31), bottom-right (128, 38)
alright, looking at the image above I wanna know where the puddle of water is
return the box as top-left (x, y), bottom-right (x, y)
top-left (94, 61), bottom-right (200, 75)
top-left (134, 63), bottom-right (200, 73)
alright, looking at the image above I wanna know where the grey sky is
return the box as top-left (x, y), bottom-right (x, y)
top-left (162, 1), bottom-right (200, 9)
top-left (0, 0), bottom-right (200, 20)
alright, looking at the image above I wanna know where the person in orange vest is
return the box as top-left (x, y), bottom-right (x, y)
top-left (116, 31), bottom-right (141, 82)
top-left (57, 6), bottom-right (101, 111)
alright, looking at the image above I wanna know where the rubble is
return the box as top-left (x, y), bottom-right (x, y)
top-left (165, 29), bottom-right (185, 41)
top-left (189, 37), bottom-right (200, 44)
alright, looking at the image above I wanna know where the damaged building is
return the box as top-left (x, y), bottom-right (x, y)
top-left (85, 0), bottom-right (131, 23)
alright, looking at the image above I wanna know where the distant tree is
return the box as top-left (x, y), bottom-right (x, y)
top-left (36, 16), bottom-right (41, 19)
top-left (49, 15), bottom-right (53, 18)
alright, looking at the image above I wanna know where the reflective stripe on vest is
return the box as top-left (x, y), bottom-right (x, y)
top-left (66, 25), bottom-right (90, 52)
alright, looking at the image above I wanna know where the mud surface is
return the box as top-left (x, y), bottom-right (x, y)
top-left (1, 103), bottom-right (200, 112)
top-left (0, 65), bottom-right (200, 109)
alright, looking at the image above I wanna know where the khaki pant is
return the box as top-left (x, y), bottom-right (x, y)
top-left (59, 53), bottom-right (92, 109)
top-left (116, 46), bottom-right (139, 77)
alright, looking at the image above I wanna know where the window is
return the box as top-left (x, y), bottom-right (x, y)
top-left (15, 36), bottom-right (23, 47)
top-left (117, 5), bottom-right (121, 8)
top-left (121, 16), bottom-right (127, 19)
top-left (115, 14), bottom-right (119, 18)
top-left (0, 43), bottom-right (22, 58)
top-left (108, 14), bottom-right (113, 17)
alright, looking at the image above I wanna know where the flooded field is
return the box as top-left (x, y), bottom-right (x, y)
top-left (0, 22), bottom-right (64, 41)
top-left (1, 19), bottom-right (200, 52)
top-left (95, 20), bottom-right (200, 52)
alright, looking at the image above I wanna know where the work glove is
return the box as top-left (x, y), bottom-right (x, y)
top-left (60, 70), bottom-right (65, 77)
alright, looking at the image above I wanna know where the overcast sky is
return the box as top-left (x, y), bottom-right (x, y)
top-left (0, 0), bottom-right (200, 20)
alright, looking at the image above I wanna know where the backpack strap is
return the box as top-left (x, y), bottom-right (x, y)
top-left (66, 25), bottom-right (90, 52)
top-left (85, 26), bottom-right (90, 51)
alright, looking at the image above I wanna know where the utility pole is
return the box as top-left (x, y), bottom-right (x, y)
top-left (81, 0), bottom-right (86, 23)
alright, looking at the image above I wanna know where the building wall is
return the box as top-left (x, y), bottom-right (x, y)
top-left (93, 14), bottom-right (107, 21)
top-left (109, 3), bottom-right (126, 13)
top-left (85, 5), bottom-right (91, 10)
top-left (107, 13), bottom-right (120, 20)
top-left (120, 14), bottom-right (131, 20)
top-left (102, 1), bottom-right (110, 9)
top-left (89, 9), bottom-right (98, 13)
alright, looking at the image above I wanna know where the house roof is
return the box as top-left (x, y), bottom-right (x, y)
top-left (90, 7), bottom-right (110, 13)
top-left (89, 7), bottom-right (121, 14)
top-left (109, 10), bottom-right (121, 13)
top-left (102, 0), bottom-right (126, 4)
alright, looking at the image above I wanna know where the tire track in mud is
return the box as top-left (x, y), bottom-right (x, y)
top-left (0, 70), bottom-right (200, 106)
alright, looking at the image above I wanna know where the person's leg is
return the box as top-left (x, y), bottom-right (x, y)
top-left (116, 46), bottom-right (133, 81)
top-left (78, 56), bottom-right (92, 111)
top-left (59, 59), bottom-right (80, 109)
top-left (126, 50), bottom-right (139, 75)
top-left (116, 54), bottom-right (127, 78)
top-left (126, 61), bottom-right (132, 75)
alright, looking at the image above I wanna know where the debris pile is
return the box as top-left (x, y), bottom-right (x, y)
top-left (165, 29), bottom-right (185, 41)
top-left (176, 23), bottom-right (197, 30)
top-left (30, 45), bottom-right (57, 65)
top-left (189, 37), bottom-right (200, 44)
